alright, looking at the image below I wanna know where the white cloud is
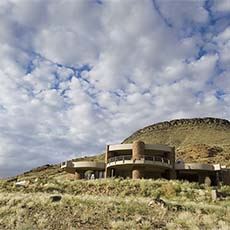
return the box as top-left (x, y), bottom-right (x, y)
top-left (0, 0), bottom-right (229, 177)
top-left (212, 0), bottom-right (230, 13)
top-left (214, 27), bottom-right (230, 70)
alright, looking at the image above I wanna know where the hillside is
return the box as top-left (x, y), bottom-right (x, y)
top-left (123, 117), bottom-right (230, 166)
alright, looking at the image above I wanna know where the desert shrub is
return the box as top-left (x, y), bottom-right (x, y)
top-left (43, 183), bottom-right (64, 193)
top-left (161, 183), bottom-right (174, 197)
top-left (160, 183), bottom-right (177, 198)
top-left (219, 185), bottom-right (230, 196)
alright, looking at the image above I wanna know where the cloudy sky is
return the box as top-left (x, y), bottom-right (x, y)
top-left (0, 0), bottom-right (229, 177)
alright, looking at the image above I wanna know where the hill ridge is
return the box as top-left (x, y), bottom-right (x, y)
top-left (122, 117), bottom-right (230, 144)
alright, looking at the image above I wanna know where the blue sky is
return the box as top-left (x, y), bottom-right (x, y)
top-left (0, 0), bottom-right (229, 177)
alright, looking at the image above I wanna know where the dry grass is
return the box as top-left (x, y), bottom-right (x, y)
top-left (0, 177), bottom-right (230, 229)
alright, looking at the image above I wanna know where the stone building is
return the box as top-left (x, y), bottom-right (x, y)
top-left (61, 141), bottom-right (230, 185)
top-left (105, 141), bottom-right (175, 179)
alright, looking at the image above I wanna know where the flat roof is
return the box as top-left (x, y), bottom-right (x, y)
top-left (175, 163), bottom-right (215, 171)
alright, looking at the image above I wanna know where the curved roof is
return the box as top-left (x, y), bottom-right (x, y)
top-left (72, 161), bottom-right (105, 170)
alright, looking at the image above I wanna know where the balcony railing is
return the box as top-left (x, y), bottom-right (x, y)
top-left (108, 155), bottom-right (170, 165)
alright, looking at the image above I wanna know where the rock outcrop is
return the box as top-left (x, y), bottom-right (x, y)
top-left (123, 118), bottom-right (230, 143)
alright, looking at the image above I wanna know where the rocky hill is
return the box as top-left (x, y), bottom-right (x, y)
top-left (123, 117), bottom-right (230, 166)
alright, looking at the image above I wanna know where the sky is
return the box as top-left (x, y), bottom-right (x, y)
top-left (0, 0), bottom-right (229, 177)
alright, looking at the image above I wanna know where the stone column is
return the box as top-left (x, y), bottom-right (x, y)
top-left (132, 141), bottom-right (144, 160)
top-left (132, 141), bottom-right (145, 179)
top-left (204, 176), bottom-right (212, 186)
top-left (75, 171), bottom-right (81, 180)
top-left (132, 168), bottom-right (142, 179)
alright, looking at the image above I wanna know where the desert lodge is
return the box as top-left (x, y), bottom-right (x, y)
top-left (61, 141), bottom-right (230, 185)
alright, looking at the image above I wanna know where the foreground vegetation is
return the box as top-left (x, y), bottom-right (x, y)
top-left (0, 175), bottom-right (230, 229)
